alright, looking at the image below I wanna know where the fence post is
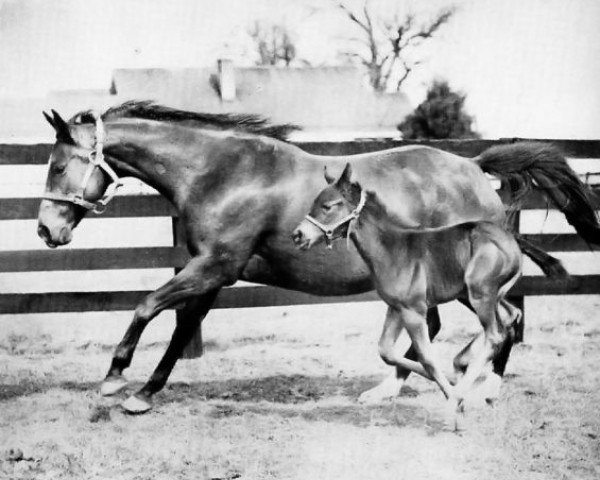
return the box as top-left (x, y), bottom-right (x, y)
top-left (172, 216), bottom-right (204, 359)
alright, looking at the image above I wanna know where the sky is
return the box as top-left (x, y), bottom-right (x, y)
top-left (0, 0), bottom-right (599, 138)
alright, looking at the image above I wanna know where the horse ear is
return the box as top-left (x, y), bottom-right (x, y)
top-left (50, 109), bottom-right (74, 144)
top-left (43, 111), bottom-right (55, 129)
top-left (324, 166), bottom-right (336, 184)
top-left (336, 163), bottom-right (353, 187)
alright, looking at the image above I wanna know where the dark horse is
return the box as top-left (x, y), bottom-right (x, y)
top-left (37, 102), bottom-right (599, 413)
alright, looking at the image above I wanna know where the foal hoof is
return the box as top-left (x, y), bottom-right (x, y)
top-left (358, 376), bottom-right (403, 404)
top-left (443, 398), bottom-right (465, 432)
top-left (470, 372), bottom-right (502, 406)
top-left (121, 394), bottom-right (152, 414)
top-left (100, 376), bottom-right (128, 397)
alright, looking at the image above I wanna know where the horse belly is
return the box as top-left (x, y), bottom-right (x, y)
top-left (423, 230), bottom-right (472, 306)
top-left (241, 242), bottom-right (373, 296)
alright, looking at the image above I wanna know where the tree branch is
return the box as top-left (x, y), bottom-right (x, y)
top-left (337, 1), bottom-right (455, 91)
top-left (337, 2), bottom-right (371, 34)
top-left (399, 7), bottom-right (455, 49)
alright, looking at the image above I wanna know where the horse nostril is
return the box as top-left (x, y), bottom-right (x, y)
top-left (37, 224), bottom-right (51, 241)
top-left (292, 229), bottom-right (303, 243)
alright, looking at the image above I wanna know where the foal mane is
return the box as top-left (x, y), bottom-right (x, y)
top-left (72, 100), bottom-right (300, 142)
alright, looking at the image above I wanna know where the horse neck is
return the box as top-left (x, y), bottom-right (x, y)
top-left (101, 121), bottom-right (250, 208)
top-left (349, 199), bottom-right (391, 266)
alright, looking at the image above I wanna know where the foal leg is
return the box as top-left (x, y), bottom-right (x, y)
top-left (359, 307), bottom-right (441, 403)
top-left (399, 307), bottom-right (454, 400)
top-left (478, 299), bottom-right (521, 403)
top-left (452, 298), bottom-right (520, 404)
top-left (120, 292), bottom-right (219, 413)
top-left (454, 255), bottom-right (518, 403)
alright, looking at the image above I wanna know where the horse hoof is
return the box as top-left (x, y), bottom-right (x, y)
top-left (121, 395), bottom-right (152, 414)
top-left (100, 376), bottom-right (128, 396)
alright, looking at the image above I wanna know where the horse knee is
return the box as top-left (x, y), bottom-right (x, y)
top-left (135, 298), bottom-right (157, 323)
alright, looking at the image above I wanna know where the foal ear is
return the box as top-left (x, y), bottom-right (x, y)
top-left (50, 109), bottom-right (74, 144)
top-left (336, 163), bottom-right (353, 188)
top-left (324, 166), bottom-right (336, 184)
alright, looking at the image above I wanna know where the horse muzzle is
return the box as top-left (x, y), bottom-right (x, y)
top-left (37, 223), bottom-right (73, 248)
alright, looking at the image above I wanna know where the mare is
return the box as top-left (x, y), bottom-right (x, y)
top-left (293, 164), bottom-right (523, 426)
top-left (36, 102), bottom-right (600, 413)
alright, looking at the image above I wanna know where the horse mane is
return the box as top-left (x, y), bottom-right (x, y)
top-left (71, 100), bottom-right (301, 142)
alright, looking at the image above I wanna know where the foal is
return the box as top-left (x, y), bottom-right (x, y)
top-left (293, 164), bottom-right (522, 423)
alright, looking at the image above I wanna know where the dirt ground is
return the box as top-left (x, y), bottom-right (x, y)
top-left (0, 296), bottom-right (599, 480)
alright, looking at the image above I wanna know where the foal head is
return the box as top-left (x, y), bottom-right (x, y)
top-left (292, 163), bottom-right (365, 250)
top-left (37, 110), bottom-right (116, 247)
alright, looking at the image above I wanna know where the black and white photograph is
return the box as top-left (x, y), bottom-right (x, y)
top-left (0, 0), bottom-right (599, 478)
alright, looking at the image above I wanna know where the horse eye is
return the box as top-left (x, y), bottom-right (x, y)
top-left (322, 204), bottom-right (332, 212)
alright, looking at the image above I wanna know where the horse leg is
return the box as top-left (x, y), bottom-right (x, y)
top-left (101, 314), bottom-right (153, 396)
top-left (359, 307), bottom-right (441, 404)
top-left (101, 253), bottom-right (242, 399)
top-left (119, 292), bottom-right (219, 413)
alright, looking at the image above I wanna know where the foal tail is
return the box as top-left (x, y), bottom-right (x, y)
top-left (513, 234), bottom-right (568, 279)
top-left (474, 142), bottom-right (600, 279)
top-left (475, 142), bottom-right (600, 245)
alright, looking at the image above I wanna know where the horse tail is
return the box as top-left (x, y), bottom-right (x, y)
top-left (474, 142), bottom-right (600, 245)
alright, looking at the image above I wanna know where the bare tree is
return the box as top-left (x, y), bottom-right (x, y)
top-left (337, 1), bottom-right (455, 91)
top-left (248, 21), bottom-right (298, 67)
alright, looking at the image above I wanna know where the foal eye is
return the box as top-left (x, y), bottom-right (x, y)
top-left (322, 200), bottom-right (342, 212)
top-left (52, 164), bottom-right (66, 174)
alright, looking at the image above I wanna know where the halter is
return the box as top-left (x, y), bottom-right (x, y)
top-left (43, 112), bottom-right (122, 214)
top-left (304, 189), bottom-right (368, 249)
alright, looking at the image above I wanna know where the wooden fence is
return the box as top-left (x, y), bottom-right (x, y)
top-left (0, 139), bottom-right (598, 357)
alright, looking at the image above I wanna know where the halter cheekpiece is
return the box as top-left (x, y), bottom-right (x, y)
top-left (304, 189), bottom-right (368, 249)
top-left (43, 111), bottom-right (122, 214)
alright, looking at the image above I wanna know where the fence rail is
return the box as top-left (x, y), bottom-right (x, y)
top-left (1, 138), bottom-right (599, 356)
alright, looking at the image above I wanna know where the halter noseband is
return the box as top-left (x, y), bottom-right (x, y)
top-left (43, 112), bottom-right (122, 214)
top-left (304, 189), bottom-right (368, 249)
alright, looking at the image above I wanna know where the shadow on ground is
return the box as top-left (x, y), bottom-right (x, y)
top-left (0, 374), bottom-right (420, 406)
top-left (204, 400), bottom-right (439, 429)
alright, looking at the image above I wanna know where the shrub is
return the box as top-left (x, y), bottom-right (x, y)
top-left (398, 80), bottom-right (479, 139)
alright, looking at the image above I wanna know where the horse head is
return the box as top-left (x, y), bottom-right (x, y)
top-left (292, 163), bottom-right (365, 250)
top-left (37, 109), bottom-right (119, 247)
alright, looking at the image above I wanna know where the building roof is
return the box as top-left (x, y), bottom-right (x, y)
top-left (0, 65), bottom-right (412, 141)
top-left (111, 66), bottom-right (411, 133)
